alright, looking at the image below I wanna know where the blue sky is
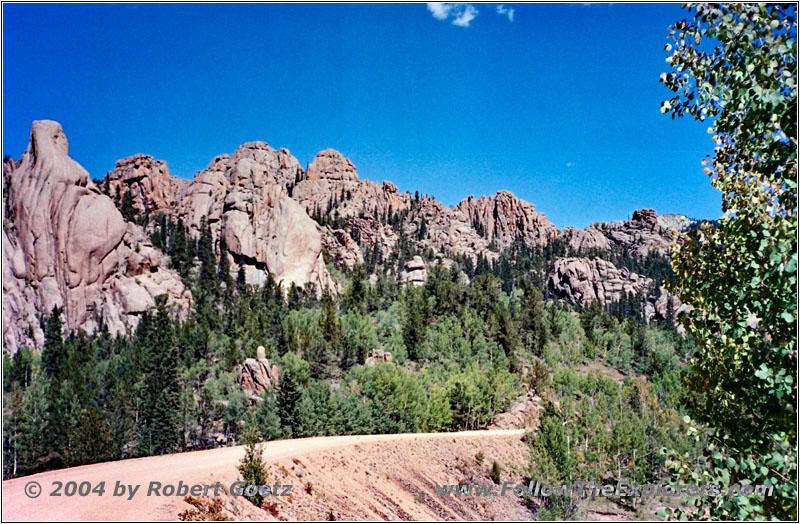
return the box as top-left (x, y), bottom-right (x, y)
top-left (2, 3), bottom-right (720, 228)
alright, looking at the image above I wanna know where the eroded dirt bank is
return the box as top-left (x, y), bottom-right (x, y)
top-left (3, 429), bottom-right (533, 521)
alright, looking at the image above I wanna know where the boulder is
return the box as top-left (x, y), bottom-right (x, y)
top-left (365, 349), bottom-right (393, 366)
top-left (305, 149), bottom-right (359, 182)
top-left (489, 391), bottom-right (542, 430)
top-left (236, 346), bottom-right (280, 402)
top-left (401, 255), bottom-right (427, 287)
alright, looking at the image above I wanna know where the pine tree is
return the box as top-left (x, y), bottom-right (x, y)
top-left (520, 280), bottom-right (549, 354)
top-left (277, 353), bottom-right (310, 438)
top-left (136, 296), bottom-right (181, 456)
top-left (197, 217), bottom-right (217, 293)
top-left (314, 294), bottom-right (340, 378)
top-left (664, 295), bottom-right (675, 328)
top-left (169, 219), bottom-right (190, 278)
top-left (287, 282), bottom-right (301, 310)
top-left (120, 189), bottom-right (137, 222)
top-left (344, 266), bottom-right (367, 314)
top-left (8, 348), bottom-right (33, 389)
top-left (402, 286), bottom-right (430, 361)
top-left (217, 236), bottom-right (232, 286)
top-left (41, 306), bottom-right (65, 378)
top-left (255, 390), bottom-right (282, 441)
top-left (17, 372), bottom-right (53, 475)
top-left (237, 420), bottom-right (266, 506)
top-left (236, 266), bottom-right (247, 292)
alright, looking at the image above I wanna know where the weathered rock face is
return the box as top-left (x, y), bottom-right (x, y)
top-left (291, 151), bottom-right (411, 264)
top-left (547, 256), bottom-right (687, 324)
top-left (305, 149), bottom-right (359, 182)
top-left (236, 346), bottom-right (279, 402)
top-left (456, 191), bottom-right (559, 250)
top-left (223, 184), bottom-right (331, 289)
top-left (103, 154), bottom-right (188, 214)
top-left (547, 257), bottom-right (653, 307)
top-left (401, 255), bottom-right (428, 287)
top-left (346, 215), bottom-right (400, 263)
top-left (176, 154), bottom-right (230, 233)
top-left (489, 391), bottom-right (542, 430)
top-left (409, 197), bottom-right (498, 262)
top-left (321, 227), bottom-right (364, 269)
top-left (174, 143), bottom-right (335, 291)
top-left (550, 209), bottom-right (694, 323)
top-left (561, 208), bottom-right (694, 257)
top-left (229, 141), bottom-right (304, 188)
top-left (2, 121), bottom-right (191, 352)
top-left (293, 150), bottom-right (497, 265)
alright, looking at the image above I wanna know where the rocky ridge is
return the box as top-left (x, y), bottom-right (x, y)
top-left (3, 120), bottom-right (694, 352)
top-left (561, 208), bottom-right (696, 257)
top-left (290, 150), bottom-right (561, 268)
top-left (456, 190), bottom-right (559, 250)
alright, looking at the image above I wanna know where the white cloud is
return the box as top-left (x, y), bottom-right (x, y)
top-left (452, 5), bottom-right (478, 27)
top-left (427, 3), bottom-right (452, 20)
top-left (426, 3), bottom-right (478, 28)
top-left (496, 4), bottom-right (514, 22)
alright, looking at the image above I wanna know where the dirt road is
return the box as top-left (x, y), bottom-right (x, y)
top-left (2, 429), bottom-right (527, 521)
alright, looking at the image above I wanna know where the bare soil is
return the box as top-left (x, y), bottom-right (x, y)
top-left (3, 429), bottom-right (536, 521)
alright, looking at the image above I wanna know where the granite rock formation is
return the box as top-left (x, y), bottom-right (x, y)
top-left (547, 257), bottom-right (653, 307)
top-left (401, 255), bottom-right (428, 287)
top-left (561, 208), bottom-right (696, 257)
top-left (2, 121), bottom-right (191, 352)
top-left (290, 150), bottom-right (560, 266)
top-left (456, 191), bottom-right (559, 250)
top-left (174, 142), bottom-right (334, 291)
top-left (103, 154), bottom-right (188, 214)
top-left (236, 346), bottom-right (280, 402)
top-left (2, 121), bottom-right (696, 352)
top-left (547, 256), bottom-right (686, 323)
